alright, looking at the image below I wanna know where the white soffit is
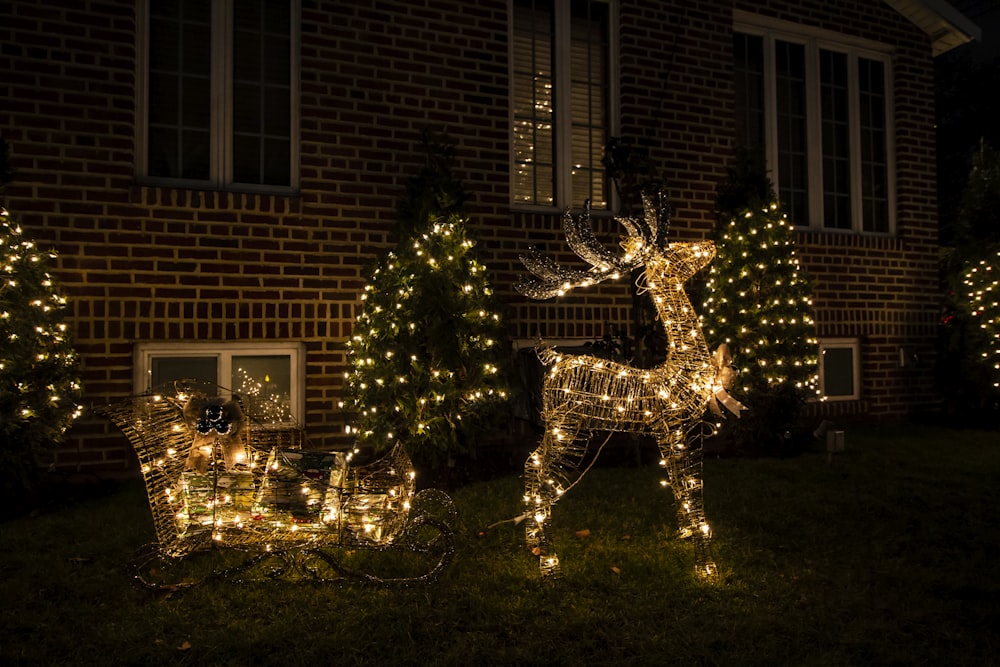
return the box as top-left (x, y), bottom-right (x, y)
top-left (884, 0), bottom-right (982, 55)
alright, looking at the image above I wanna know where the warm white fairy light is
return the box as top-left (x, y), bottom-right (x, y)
top-left (701, 203), bottom-right (820, 397)
top-left (963, 250), bottom-right (1000, 388)
top-left (101, 381), bottom-right (453, 586)
top-left (0, 208), bottom-right (83, 446)
top-left (343, 217), bottom-right (508, 458)
top-left (517, 195), bottom-right (741, 579)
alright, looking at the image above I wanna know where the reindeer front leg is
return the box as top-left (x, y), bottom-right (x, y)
top-left (524, 429), bottom-right (564, 578)
top-left (524, 403), bottom-right (592, 579)
top-left (524, 425), bottom-right (565, 578)
top-left (658, 425), bottom-right (718, 579)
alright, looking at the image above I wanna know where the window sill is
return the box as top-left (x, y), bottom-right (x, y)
top-left (128, 183), bottom-right (302, 212)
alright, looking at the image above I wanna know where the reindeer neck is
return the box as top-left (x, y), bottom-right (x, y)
top-left (644, 263), bottom-right (707, 365)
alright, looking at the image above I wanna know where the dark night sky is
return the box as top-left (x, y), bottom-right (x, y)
top-left (950, 0), bottom-right (999, 60)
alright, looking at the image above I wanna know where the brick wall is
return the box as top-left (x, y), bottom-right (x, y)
top-left (733, 0), bottom-right (942, 417)
top-left (1, 0), bottom-right (512, 470)
top-left (0, 0), bottom-right (945, 472)
top-left (505, 0), bottom-right (734, 342)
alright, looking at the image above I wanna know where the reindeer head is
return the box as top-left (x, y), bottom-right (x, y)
top-left (516, 193), bottom-right (711, 299)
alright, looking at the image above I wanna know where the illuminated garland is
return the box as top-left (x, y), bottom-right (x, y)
top-left (517, 195), bottom-right (741, 579)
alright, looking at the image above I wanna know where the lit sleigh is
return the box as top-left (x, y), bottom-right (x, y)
top-left (101, 381), bottom-right (456, 589)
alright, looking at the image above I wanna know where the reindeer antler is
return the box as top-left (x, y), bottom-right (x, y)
top-left (516, 195), bottom-right (668, 300)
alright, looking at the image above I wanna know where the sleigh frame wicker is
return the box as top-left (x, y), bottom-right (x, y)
top-left (101, 381), bottom-right (456, 590)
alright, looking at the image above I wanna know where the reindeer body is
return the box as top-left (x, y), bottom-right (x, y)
top-left (518, 198), bottom-right (730, 578)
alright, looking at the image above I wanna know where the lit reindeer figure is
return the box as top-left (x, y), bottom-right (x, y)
top-left (517, 195), bottom-right (743, 579)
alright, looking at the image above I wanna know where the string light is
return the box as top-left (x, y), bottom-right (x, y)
top-left (517, 195), bottom-right (741, 579)
top-left (101, 381), bottom-right (455, 586)
top-left (343, 214), bottom-right (509, 468)
top-left (963, 250), bottom-right (1000, 388)
top-left (701, 199), bottom-right (820, 437)
top-left (0, 208), bottom-right (83, 460)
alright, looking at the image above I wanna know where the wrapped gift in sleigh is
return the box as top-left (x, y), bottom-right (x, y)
top-left (100, 381), bottom-right (456, 589)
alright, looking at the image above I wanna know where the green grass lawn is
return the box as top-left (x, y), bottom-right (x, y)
top-left (1, 425), bottom-right (998, 666)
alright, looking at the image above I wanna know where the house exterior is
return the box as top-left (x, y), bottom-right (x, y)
top-left (0, 0), bottom-right (978, 472)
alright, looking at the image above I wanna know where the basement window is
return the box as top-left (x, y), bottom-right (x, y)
top-left (819, 338), bottom-right (860, 401)
top-left (134, 341), bottom-right (305, 424)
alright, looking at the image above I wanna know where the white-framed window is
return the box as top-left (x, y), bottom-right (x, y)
top-left (136, 0), bottom-right (300, 191)
top-left (134, 342), bottom-right (305, 424)
top-left (734, 11), bottom-right (894, 233)
top-left (819, 337), bottom-right (860, 401)
top-left (511, 0), bottom-right (616, 210)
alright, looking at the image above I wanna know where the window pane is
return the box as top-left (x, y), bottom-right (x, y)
top-left (232, 0), bottom-right (291, 186)
top-left (147, 0), bottom-right (211, 180)
top-left (233, 83), bottom-right (262, 134)
top-left (734, 33), bottom-right (765, 153)
top-left (233, 135), bottom-right (260, 183)
top-left (775, 41), bottom-right (809, 225)
top-left (512, 0), bottom-right (555, 205)
top-left (181, 128), bottom-right (210, 179)
top-left (232, 355), bottom-right (293, 422)
top-left (822, 347), bottom-right (855, 397)
top-left (263, 137), bottom-right (291, 185)
top-left (569, 0), bottom-right (608, 209)
top-left (859, 57), bottom-right (889, 233)
top-left (263, 88), bottom-right (290, 136)
top-left (151, 356), bottom-right (218, 393)
top-left (821, 49), bottom-right (851, 230)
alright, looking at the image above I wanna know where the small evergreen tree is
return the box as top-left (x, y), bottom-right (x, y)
top-left (955, 142), bottom-right (1000, 253)
top-left (343, 132), bottom-right (509, 474)
top-left (1, 206), bottom-right (83, 500)
top-left (961, 249), bottom-right (1000, 395)
top-left (939, 142), bottom-right (1000, 419)
top-left (701, 150), bottom-right (819, 455)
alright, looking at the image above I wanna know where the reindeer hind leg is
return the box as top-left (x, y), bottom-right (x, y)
top-left (659, 425), bottom-right (718, 579)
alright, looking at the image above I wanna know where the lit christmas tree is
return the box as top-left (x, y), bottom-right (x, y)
top-left (701, 151), bottom-right (819, 455)
top-left (342, 133), bottom-right (509, 473)
top-left (962, 249), bottom-right (1000, 393)
top-left (1, 207), bottom-right (83, 496)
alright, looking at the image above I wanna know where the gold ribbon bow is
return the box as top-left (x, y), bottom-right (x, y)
top-left (182, 396), bottom-right (247, 472)
top-left (709, 344), bottom-right (746, 418)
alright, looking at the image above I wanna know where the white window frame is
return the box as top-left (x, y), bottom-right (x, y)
top-left (734, 10), bottom-right (896, 234)
top-left (509, 0), bottom-right (619, 211)
top-left (134, 341), bottom-right (305, 423)
top-left (818, 337), bottom-right (860, 401)
top-left (136, 0), bottom-right (300, 193)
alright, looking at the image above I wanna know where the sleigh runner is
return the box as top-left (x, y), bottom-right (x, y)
top-left (101, 381), bottom-right (456, 589)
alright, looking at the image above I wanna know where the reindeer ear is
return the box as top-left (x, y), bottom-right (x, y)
top-left (641, 191), bottom-right (670, 248)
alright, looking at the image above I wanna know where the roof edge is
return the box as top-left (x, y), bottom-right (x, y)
top-left (883, 0), bottom-right (982, 55)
